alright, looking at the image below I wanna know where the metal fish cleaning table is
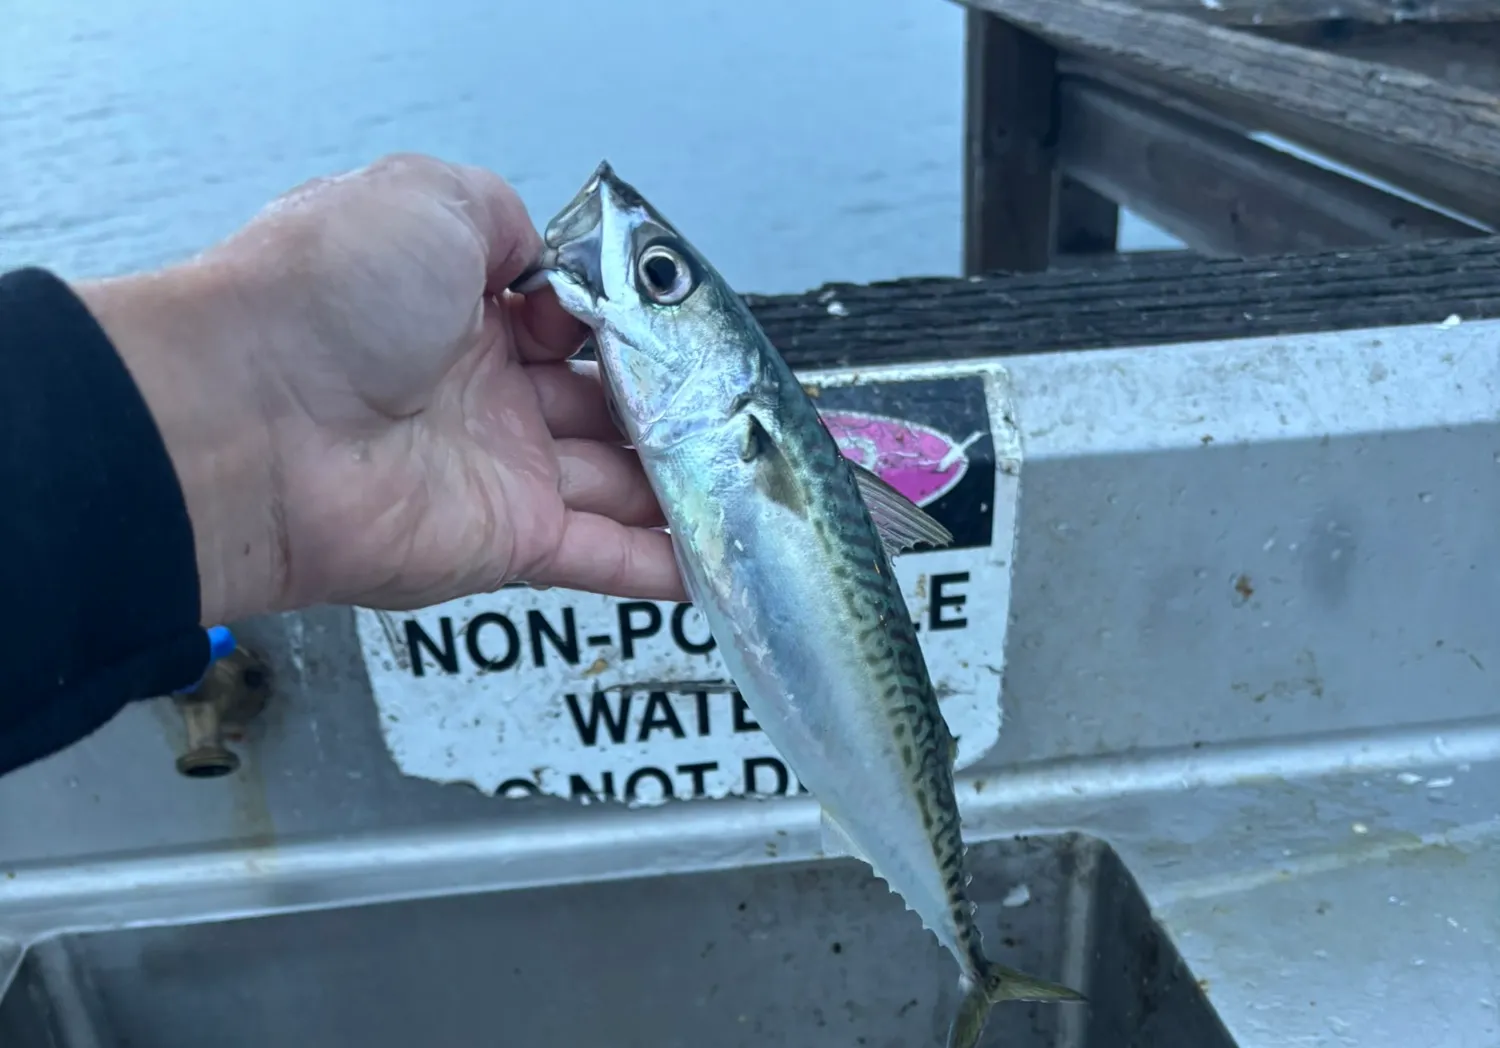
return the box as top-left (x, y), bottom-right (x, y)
top-left (6, 12), bottom-right (1500, 1034)
top-left (1, 236), bottom-right (1496, 1047)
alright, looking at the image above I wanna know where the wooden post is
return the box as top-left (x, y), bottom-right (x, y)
top-left (962, 10), bottom-right (1062, 274)
top-left (963, 9), bottom-right (1122, 273)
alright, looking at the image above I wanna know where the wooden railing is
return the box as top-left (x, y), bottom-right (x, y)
top-left (956, 0), bottom-right (1500, 272)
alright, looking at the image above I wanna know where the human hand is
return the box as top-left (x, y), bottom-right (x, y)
top-left (78, 153), bottom-right (686, 625)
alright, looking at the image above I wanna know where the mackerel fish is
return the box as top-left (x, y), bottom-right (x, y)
top-left (512, 161), bottom-right (1086, 1048)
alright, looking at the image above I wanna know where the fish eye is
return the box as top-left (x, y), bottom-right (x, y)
top-left (637, 242), bottom-right (694, 305)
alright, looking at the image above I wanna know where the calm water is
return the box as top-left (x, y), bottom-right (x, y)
top-left (1, 0), bottom-right (1175, 296)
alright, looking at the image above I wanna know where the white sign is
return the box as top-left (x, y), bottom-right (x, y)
top-left (354, 361), bottom-right (1024, 804)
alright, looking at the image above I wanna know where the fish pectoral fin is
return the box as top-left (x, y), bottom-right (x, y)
top-left (739, 410), bottom-right (773, 463)
top-left (850, 462), bottom-right (954, 556)
top-left (819, 808), bottom-right (872, 865)
top-left (742, 412), bottom-right (808, 515)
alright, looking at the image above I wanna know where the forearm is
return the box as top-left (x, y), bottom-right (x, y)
top-left (75, 260), bottom-right (285, 625)
top-left (0, 267), bottom-right (214, 774)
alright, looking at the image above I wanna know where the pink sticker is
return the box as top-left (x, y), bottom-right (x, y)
top-left (820, 410), bottom-right (972, 508)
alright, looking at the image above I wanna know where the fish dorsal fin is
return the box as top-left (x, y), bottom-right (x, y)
top-left (820, 807), bottom-right (872, 865)
top-left (850, 462), bottom-right (954, 557)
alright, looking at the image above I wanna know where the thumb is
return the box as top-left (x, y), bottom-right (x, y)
top-left (444, 161), bottom-right (544, 293)
top-left (446, 161), bottom-right (589, 362)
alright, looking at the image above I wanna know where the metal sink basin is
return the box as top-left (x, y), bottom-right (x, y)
top-left (0, 832), bottom-right (1230, 1048)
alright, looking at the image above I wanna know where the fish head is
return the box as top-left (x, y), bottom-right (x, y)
top-left (517, 160), bottom-right (758, 446)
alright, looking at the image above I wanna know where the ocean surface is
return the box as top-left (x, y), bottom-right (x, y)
top-left (2, 0), bottom-right (1178, 296)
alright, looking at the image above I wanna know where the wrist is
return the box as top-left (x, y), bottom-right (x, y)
top-left (75, 261), bottom-right (286, 625)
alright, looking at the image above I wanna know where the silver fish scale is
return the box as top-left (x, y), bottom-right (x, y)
top-left (765, 373), bottom-right (985, 969)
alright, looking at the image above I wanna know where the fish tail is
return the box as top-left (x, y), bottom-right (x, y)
top-left (945, 961), bottom-right (1086, 1048)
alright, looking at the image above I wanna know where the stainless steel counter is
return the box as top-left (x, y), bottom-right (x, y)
top-left (1, 317), bottom-right (1495, 1047)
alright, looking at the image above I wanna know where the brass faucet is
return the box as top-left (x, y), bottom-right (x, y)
top-left (171, 644), bottom-right (273, 778)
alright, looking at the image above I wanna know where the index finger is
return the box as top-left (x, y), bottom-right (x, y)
top-left (527, 512), bottom-right (687, 603)
top-left (444, 161), bottom-right (542, 291)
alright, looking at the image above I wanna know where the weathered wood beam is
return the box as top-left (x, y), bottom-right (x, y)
top-left (962, 11), bottom-right (1061, 274)
top-left (1050, 247), bottom-right (1195, 268)
top-left (1059, 55), bottom-right (1499, 230)
top-left (743, 238), bottom-right (1500, 368)
top-left (1057, 75), bottom-right (1487, 255)
top-left (1256, 21), bottom-right (1500, 93)
top-left (953, 0), bottom-right (1500, 225)
top-left (1132, 0), bottom-right (1500, 26)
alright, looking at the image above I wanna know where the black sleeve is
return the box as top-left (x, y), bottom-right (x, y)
top-left (0, 267), bottom-right (210, 777)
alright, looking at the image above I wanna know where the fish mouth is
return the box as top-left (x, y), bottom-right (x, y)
top-left (508, 160), bottom-right (616, 299)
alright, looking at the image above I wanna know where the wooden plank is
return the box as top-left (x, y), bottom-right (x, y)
top-left (1256, 22), bottom-right (1500, 93)
top-left (1059, 55), bottom-right (1499, 229)
top-left (952, 0), bottom-right (1500, 225)
top-left (962, 10), bottom-right (1060, 274)
top-left (1056, 75), bottom-right (1486, 255)
top-left (739, 238), bottom-right (1500, 370)
top-left (1131, 0), bottom-right (1500, 26)
top-left (1051, 247), bottom-right (1196, 267)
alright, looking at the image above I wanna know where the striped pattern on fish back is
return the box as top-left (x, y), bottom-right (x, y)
top-left (770, 375), bottom-right (985, 967)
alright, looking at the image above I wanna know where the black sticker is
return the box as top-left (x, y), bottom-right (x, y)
top-left (808, 374), bottom-right (997, 551)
